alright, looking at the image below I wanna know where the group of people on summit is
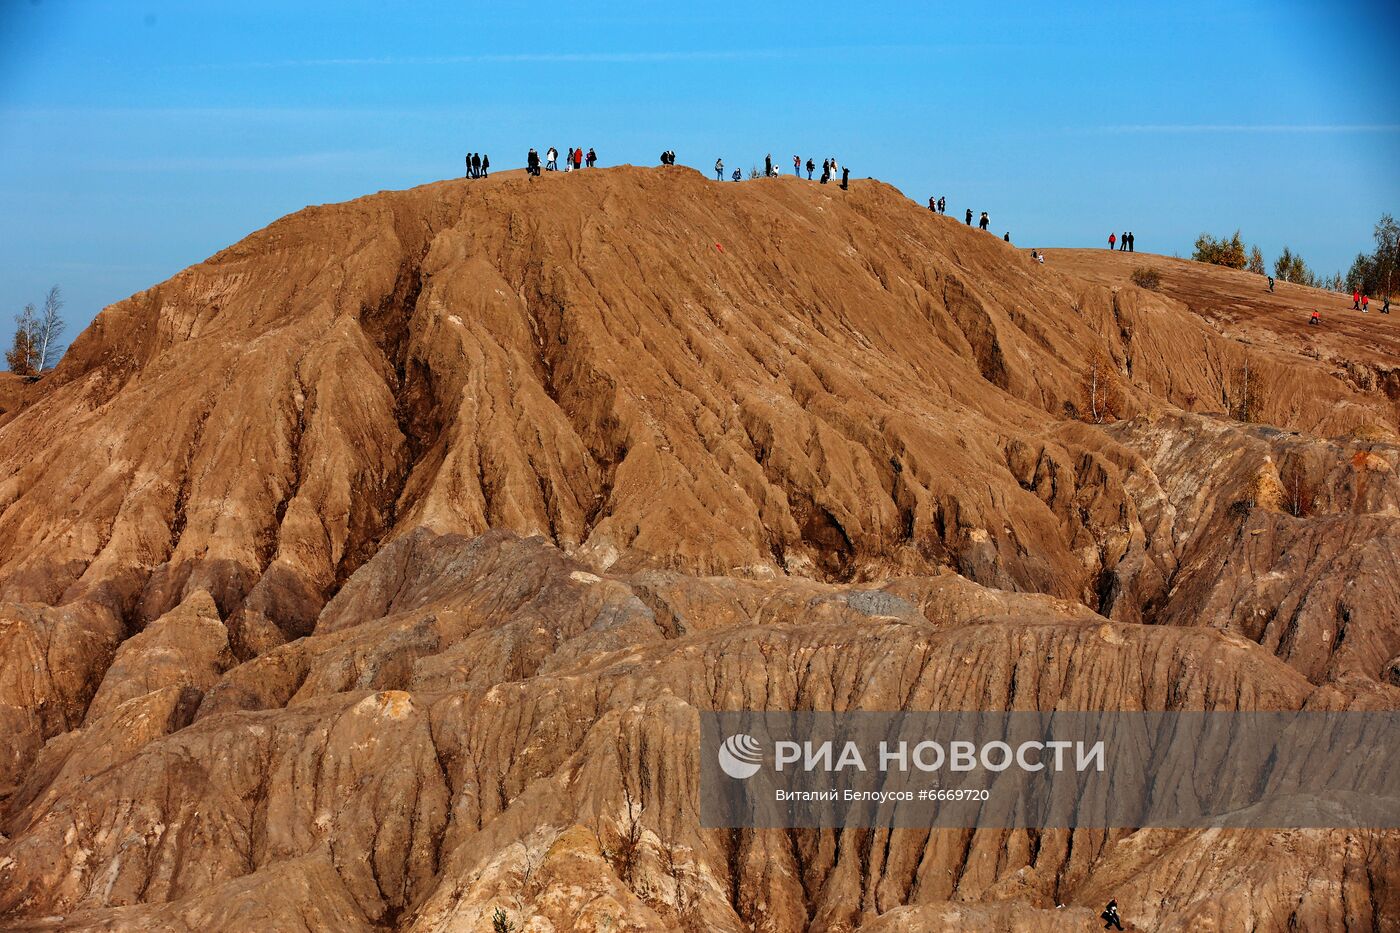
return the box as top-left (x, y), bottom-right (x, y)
top-left (710, 153), bottom-right (850, 189)
top-left (464, 153), bottom-right (489, 178)
top-left (521, 146), bottom-right (598, 176)
top-left (1109, 231), bottom-right (1136, 251)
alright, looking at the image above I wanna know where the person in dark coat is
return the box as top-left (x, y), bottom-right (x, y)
top-left (806, 158), bottom-right (815, 179)
top-left (1101, 899), bottom-right (1124, 931)
top-left (481, 154), bottom-right (489, 177)
top-left (527, 148), bottom-right (540, 176)
top-left (471, 153), bottom-right (481, 177)
top-left (966, 208), bottom-right (973, 225)
top-left (840, 165), bottom-right (849, 189)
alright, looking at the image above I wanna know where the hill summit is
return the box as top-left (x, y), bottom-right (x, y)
top-left (1, 166), bottom-right (1398, 931)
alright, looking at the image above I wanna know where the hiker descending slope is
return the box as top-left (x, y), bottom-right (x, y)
top-left (1102, 899), bottom-right (1124, 930)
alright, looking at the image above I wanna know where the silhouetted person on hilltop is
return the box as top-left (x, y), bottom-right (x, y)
top-left (1004, 232), bottom-right (1011, 242)
top-left (1127, 231), bottom-right (1135, 251)
top-left (472, 153), bottom-right (482, 178)
top-left (806, 158), bottom-right (815, 179)
top-left (715, 158), bottom-right (724, 180)
top-left (966, 208), bottom-right (973, 225)
top-left (586, 147), bottom-right (596, 167)
top-left (841, 165), bottom-right (849, 189)
top-left (938, 196), bottom-right (945, 214)
top-left (820, 160), bottom-right (830, 184)
top-left (765, 153), bottom-right (773, 177)
top-left (527, 148), bottom-right (540, 176)
top-left (929, 197), bottom-right (936, 211)
top-left (1102, 899), bottom-right (1124, 931)
top-left (1109, 232), bottom-right (1116, 250)
top-left (1121, 231), bottom-right (1129, 251)
top-left (481, 154), bottom-right (489, 176)
top-left (979, 211), bottom-right (989, 230)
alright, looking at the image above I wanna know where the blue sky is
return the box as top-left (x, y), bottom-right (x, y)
top-left (2, 1), bottom-right (1398, 342)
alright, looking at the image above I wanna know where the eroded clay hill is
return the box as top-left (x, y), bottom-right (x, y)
top-left (1, 166), bottom-right (1398, 932)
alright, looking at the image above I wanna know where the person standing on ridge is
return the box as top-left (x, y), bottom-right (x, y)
top-left (527, 148), bottom-right (540, 177)
top-left (472, 153), bottom-right (482, 178)
top-left (764, 153), bottom-right (773, 177)
top-left (938, 196), bottom-right (946, 214)
top-left (715, 158), bottom-right (725, 180)
top-left (841, 165), bottom-right (850, 189)
top-left (586, 147), bottom-right (596, 168)
top-left (966, 208), bottom-right (973, 225)
top-left (481, 154), bottom-right (489, 177)
top-left (1128, 231), bottom-right (1135, 251)
top-left (1109, 232), bottom-right (1117, 250)
top-left (549, 147), bottom-right (561, 171)
top-left (1101, 899), bottom-right (1124, 931)
top-left (820, 160), bottom-right (830, 184)
top-left (1004, 232), bottom-right (1011, 242)
top-left (929, 197), bottom-right (937, 212)
top-left (465, 153), bottom-right (473, 178)
top-left (793, 154), bottom-right (801, 176)
top-left (979, 211), bottom-right (989, 230)
top-left (573, 147), bottom-right (583, 170)
top-left (806, 158), bottom-right (815, 179)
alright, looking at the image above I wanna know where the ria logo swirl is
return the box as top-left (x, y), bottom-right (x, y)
top-left (718, 733), bottom-right (763, 779)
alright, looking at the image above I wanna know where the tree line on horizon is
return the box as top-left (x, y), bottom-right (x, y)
top-left (1192, 213), bottom-right (1398, 296)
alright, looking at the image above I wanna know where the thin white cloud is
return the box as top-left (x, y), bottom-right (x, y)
top-left (1093, 123), bottom-right (1400, 134)
top-left (91, 150), bottom-right (386, 172)
top-left (198, 45), bottom-right (919, 69)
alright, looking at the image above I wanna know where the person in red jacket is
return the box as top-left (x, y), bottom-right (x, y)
top-left (1353, 289), bottom-right (1362, 309)
top-left (1310, 310), bottom-right (1321, 325)
top-left (573, 147), bottom-right (583, 170)
top-left (1108, 233), bottom-right (1117, 250)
